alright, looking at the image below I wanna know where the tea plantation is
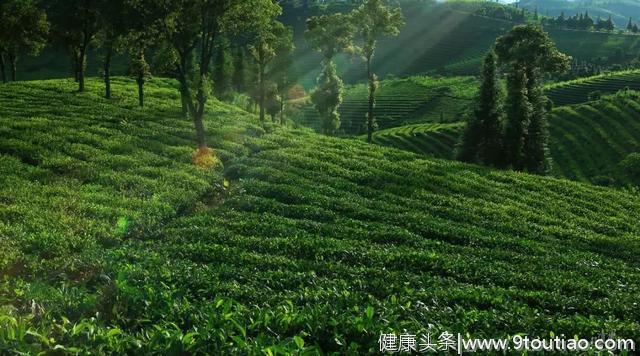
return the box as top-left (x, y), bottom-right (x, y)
top-left (2, 79), bottom-right (640, 353)
top-left (366, 91), bottom-right (640, 185)
top-left (368, 122), bottom-right (465, 159)
top-left (299, 76), bottom-right (476, 134)
top-left (546, 70), bottom-right (640, 106)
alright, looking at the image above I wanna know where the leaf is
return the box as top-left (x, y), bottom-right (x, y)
top-left (365, 306), bottom-right (374, 319)
top-left (294, 335), bottom-right (305, 349)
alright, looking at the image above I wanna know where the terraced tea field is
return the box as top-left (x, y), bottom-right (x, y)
top-left (369, 122), bottom-right (464, 159)
top-left (299, 76), bottom-right (476, 134)
top-left (367, 91), bottom-right (640, 185)
top-left (2, 79), bottom-right (640, 353)
top-left (546, 70), bottom-right (640, 106)
top-left (549, 91), bottom-right (640, 182)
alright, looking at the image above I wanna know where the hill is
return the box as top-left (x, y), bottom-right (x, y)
top-left (368, 91), bottom-right (640, 185)
top-left (286, 1), bottom-right (640, 88)
top-left (298, 75), bottom-right (477, 134)
top-left (2, 79), bottom-right (640, 353)
top-left (546, 70), bottom-right (640, 106)
top-left (303, 70), bottom-right (640, 137)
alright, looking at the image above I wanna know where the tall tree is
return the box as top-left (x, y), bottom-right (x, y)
top-left (139, 0), bottom-right (280, 149)
top-left (503, 68), bottom-right (531, 170)
top-left (249, 20), bottom-right (289, 123)
top-left (305, 13), bottom-right (355, 135)
top-left (0, 0), bottom-right (49, 82)
top-left (47, 0), bottom-right (102, 92)
top-left (495, 24), bottom-right (570, 173)
top-left (458, 50), bottom-right (504, 167)
top-left (352, 0), bottom-right (404, 143)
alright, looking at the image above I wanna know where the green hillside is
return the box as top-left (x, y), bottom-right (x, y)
top-left (549, 91), bottom-right (640, 182)
top-left (369, 91), bottom-right (640, 185)
top-left (287, 1), bottom-right (640, 88)
top-left (298, 76), bottom-right (477, 134)
top-left (2, 79), bottom-right (640, 353)
top-left (546, 70), bottom-right (640, 106)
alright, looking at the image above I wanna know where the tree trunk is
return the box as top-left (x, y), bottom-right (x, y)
top-left (258, 56), bottom-right (266, 123)
top-left (178, 66), bottom-right (207, 148)
top-left (73, 50), bottom-right (80, 82)
top-left (0, 52), bottom-right (6, 83)
top-left (279, 96), bottom-right (285, 125)
top-left (104, 51), bottom-right (112, 99)
top-left (137, 77), bottom-right (144, 107)
top-left (77, 47), bottom-right (86, 92)
top-left (366, 55), bottom-right (375, 143)
top-left (8, 53), bottom-right (17, 82)
top-left (194, 75), bottom-right (208, 148)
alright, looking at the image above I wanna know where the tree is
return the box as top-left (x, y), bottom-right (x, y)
top-left (458, 50), bottom-right (504, 166)
top-left (142, 0), bottom-right (281, 149)
top-left (503, 68), bottom-right (531, 170)
top-left (0, 0), bottom-right (49, 82)
top-left (249, 20), bottom-right (290, 123)
top-left (306, 13), bottom-right (355, 135)
top-left (47, 0), bottom-right (102, 92)
top-left (352, 0), bottom-right (404, 143)
top-left (122, 0), bottom-right (162, 107)
top-left (267, 26), bottom-right (295, 125)
top-left (96, 0), bottom-right (126, 99)
top-left (129, 50), bottom-right (151, 107)
top-left (232, 46), bottom-right (247, 93)
top-left (495, 24), bottom-right (570, 173)
top-left (212, 37), bottom-right (234, 101)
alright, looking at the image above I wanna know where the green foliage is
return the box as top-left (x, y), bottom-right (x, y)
top-left (458, 50), bottom-right (504, 166)
top-left (504, 68), bottom-right (532, 170)
top-left (617, 152), bottom-right (640, 185)
top-left (496, 24), bottom-right (570, 173)
top-left (311, 60), bottom-right (344, 135)
top-left (0, 0), bottom-right (49, 81)
top-left (306, 12), bottom-right (355, 135)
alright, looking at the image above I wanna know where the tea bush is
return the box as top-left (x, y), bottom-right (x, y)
top-left (1, 78), bottom-right (640, 353)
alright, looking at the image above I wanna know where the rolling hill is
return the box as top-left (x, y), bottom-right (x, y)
top-left (2, 78), bottom-right (640, 353)
top-left (369, 91), bottom-right (640, 185)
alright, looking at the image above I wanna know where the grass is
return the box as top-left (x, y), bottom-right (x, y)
top-left (367, 91), bottom-right (640, 185)
top-left (2, 78), bottom-right (640, 353)
top-left (298, 75), bottom-right (477, 134)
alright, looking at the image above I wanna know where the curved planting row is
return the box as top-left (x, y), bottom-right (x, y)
top-left (370, 122), bottom-right (464, 159)
top-left (546, 70), bottom-right (640, 106)
top-left (549, 91), bottom-right (640, 182)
